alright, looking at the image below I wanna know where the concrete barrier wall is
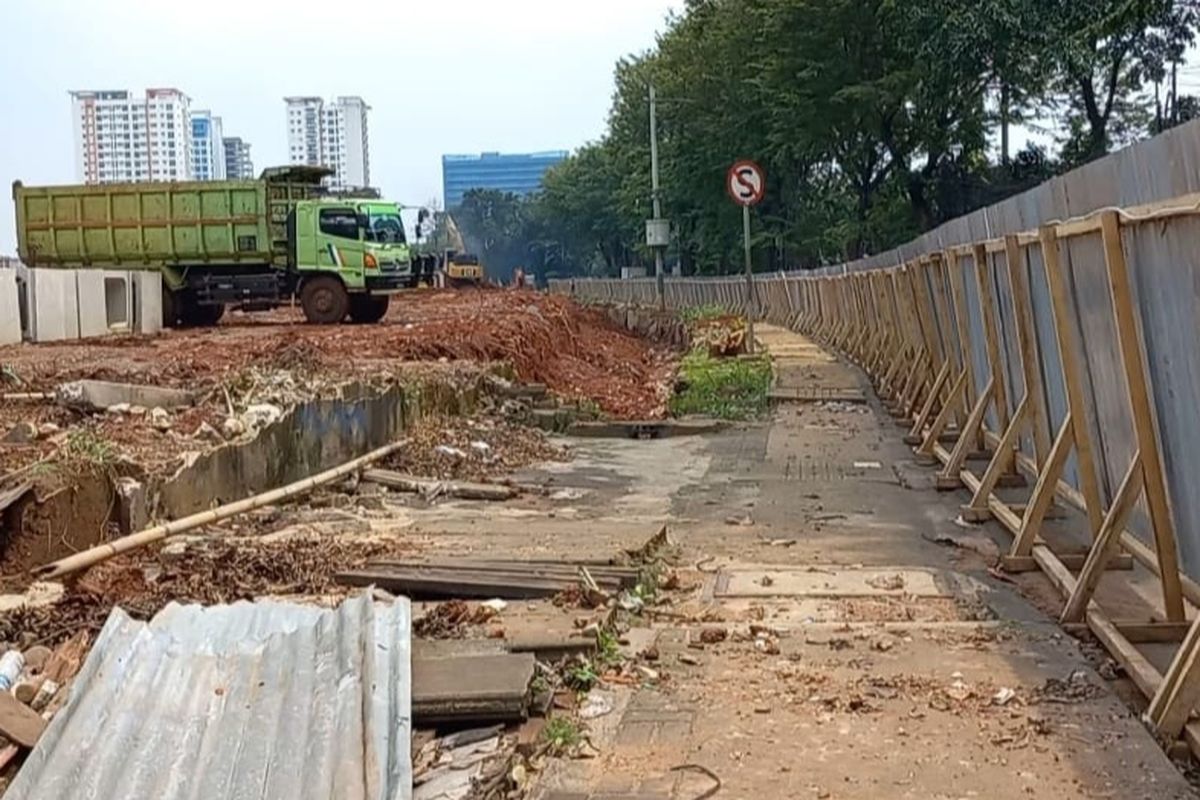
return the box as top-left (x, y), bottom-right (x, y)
top-left (8, 267), bottom-right (162, 343)
top-left (551, 118), bottom-right (1200, 581)
top-left (0, 269), bottom-right (21, 345)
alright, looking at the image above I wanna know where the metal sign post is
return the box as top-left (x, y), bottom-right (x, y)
top-left (648, 84), bottom-right (666, 310)
top-left (726, 160), bottom-right (765, 353)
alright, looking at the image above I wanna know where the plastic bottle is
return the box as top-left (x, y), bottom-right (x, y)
top-left (0, 650), bottom-right (25, 692)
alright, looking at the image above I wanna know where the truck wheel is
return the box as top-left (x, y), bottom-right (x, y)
top-left (348, 295), bottom-right (390, 324)
top-left (187, 303), bottom-right (225, 326)
top-left (162, 286), bottom-right (183, 328)
top-left (301, 276), bottom-right (350, 324)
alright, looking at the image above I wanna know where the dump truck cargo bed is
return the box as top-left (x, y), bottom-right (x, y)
top-left (12, 167), bottom-right (326, 270)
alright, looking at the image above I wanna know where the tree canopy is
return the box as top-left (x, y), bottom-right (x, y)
top-left (454, 0), bottom-right (1198, 278)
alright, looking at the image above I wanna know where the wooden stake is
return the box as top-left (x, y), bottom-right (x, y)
top-left (1100, 211), bottom-right (1184, 622)
top-left (1060, 455), bottom-right (1145, 622)
top-left (1039, 226), bottom-right (1105, 536)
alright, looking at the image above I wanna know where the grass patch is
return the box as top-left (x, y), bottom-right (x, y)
top-left (64, 429), bottom-right (117, 466)
top-left (670, 350), bottom-right (771, 420)
top-left (542, 717), bottom-right (584, 754)
top-left (679, 304), bottom-right (727, 324)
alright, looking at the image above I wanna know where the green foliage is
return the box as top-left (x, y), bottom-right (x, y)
top-left (564, 660), bottom-right (600, 692)
top-left (596, 629), bottom-right (622, 667)
top-left (26, 460), bottom-right (59, 478)
top-left (670, 351), bottom-right (772, 421)
top-left (64, 429), bottom-right (116, 466)
top-left (678, 305), bottom-right (726, 324)
top-left (542, 717), bottom-right (584, 753)
top-left (522, 0), bottom-right (1196, 276)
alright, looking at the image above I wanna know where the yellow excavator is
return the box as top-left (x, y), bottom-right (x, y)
top-left (439, 215), bottom-right (484, 288)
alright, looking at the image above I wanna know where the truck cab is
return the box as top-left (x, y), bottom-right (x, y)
top-left (293, 201), bottom-right (411, 291)
top-left (291, 200), bottom-right (426, 323)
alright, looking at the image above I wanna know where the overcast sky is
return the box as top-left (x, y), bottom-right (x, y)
top-left (0, 0), bottom-right (684, 254)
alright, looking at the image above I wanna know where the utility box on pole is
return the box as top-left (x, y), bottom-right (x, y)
top-left (645, 219), bottom-right (670, 249)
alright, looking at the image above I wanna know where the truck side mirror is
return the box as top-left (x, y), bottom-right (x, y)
top-left (356, 213), bottom-right (369, 236)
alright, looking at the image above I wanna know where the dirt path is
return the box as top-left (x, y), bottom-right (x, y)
top-left (530, 325), bottom-right (1196, 800)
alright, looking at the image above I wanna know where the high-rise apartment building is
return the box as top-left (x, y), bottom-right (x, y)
top-left (222, 137), bottom-right (254, 180)
top-left (70, 88), bottom-right (192, 184)
top-left (285, 96), bottom-right (370, 189)
top-left (189, 110), bottom-right (226, 181)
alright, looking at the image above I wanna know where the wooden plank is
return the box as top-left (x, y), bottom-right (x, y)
top-left (0, 691), bottom-right (46, 748)
top-left (938, 379), bottom-right (994, 484)
top-left (361, 469), bottom-right (517, 501)
top-left (1010, 414), bottom-right (1077, 557)
top-left (1087, 609), bottom-right (1163, 700)
top-left (1039, 225), bottom-right (1105, 537)
top-left (1149, 618), bottom-right (1200, 737)
top-left (909, 361), bottom-right (950, 441)
top-left (916, 371), bottom-right (967, 458)
top-left (965, 395), bottom-right (1029, 515)
top-left (974, 244), bottom-right (1012, 432)
top-left (370, 559), bottom-right (639, 586)
top-left (1030, 545), bottom-right (1164, 700)
top-left (1003, 234), bottom-right (1052, 465)
top-left (1000, 553), bottom-right (1133, 573)
top-left (1112, 621), bottom-right (1193, 644)
top-left (337, 568), bottom-right (610, 599)
top-left (1100, 210), bottom-right (1185, 622)
top-left (945, 249), bottom-right (977, 425)
top-left (1060, 455), bottom-right (1145, 623)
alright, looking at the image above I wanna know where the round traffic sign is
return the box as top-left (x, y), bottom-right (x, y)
top-left (726, 160), bottom-right (765, 207)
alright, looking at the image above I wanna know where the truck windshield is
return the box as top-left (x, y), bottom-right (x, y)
top-left (365, 212), bottom-right (407, 245)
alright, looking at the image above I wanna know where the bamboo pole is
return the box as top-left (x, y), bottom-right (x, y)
top-left (32, 439), bottom-right (409, 579)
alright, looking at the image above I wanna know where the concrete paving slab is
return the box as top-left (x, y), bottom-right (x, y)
top-left (56, 379), bottom-right (197, 411)
top-left (716, 567), bottom-right (948, 598)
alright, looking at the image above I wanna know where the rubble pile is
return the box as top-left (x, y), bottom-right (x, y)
top-left (383, 415), bottom-right (567, 482)
top-left (688, 314), bottom-right (747, 357)
top-left (0, 289), bottom-right (674, 421)
top-left (0, 537), bottom-right (391, 646)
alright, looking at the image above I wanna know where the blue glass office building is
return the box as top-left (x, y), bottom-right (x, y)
top-left (442, 151), bottom-right (568, 208)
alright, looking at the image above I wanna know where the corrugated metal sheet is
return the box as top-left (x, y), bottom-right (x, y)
top-left (7, 593), bottom-right (411, 800)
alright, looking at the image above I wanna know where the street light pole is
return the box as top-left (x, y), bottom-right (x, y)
top-left (649, 84), bottom-right (665, 310)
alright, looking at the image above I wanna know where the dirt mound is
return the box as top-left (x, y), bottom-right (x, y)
top-left (0, 290), bottom-right (675, 419)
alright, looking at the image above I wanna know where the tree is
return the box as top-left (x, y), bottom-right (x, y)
top-left (530, 0), bottom-right (1197, 275)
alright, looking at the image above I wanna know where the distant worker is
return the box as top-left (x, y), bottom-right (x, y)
top-left (513, 267), bottom-right (526, 288)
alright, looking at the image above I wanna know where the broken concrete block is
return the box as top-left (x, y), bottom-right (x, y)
top-left (57, 380), bottom-right (196, 412)
top-left (2, 422), bottom-right (36, 444)
top-left (150, 407), bottom-right (172, 431)
top-left (0, 269), bottom-right (21, 345)
top-left (194, 422), bottom-right (224, 444)
top-left (75, 270), bottom-right (108, 338)
top-left (132, 271), bottom-right (162, 335)
top-left (242, 404), bottom-right (283, 431)
top-left (114, 477), bottom-right (148, 535)
top-left (221, 417), bottom-right (246, 439)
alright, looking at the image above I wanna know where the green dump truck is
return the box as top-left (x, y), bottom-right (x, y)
top-left (12, 166), bottom-right (436, 325)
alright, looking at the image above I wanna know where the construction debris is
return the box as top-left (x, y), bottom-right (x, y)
top-left (362, 469), bottom-right (517, 502)
top-left (381, 415), bottom-right (566, 483)
top-left (31, 440), bottom-right (408, 580)
top-left (338, 559), bottom-right (640, 601)
top-left (412, 653), bottom-right (536, 724)
top-left (4, 594), bottom-right (412, 800)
